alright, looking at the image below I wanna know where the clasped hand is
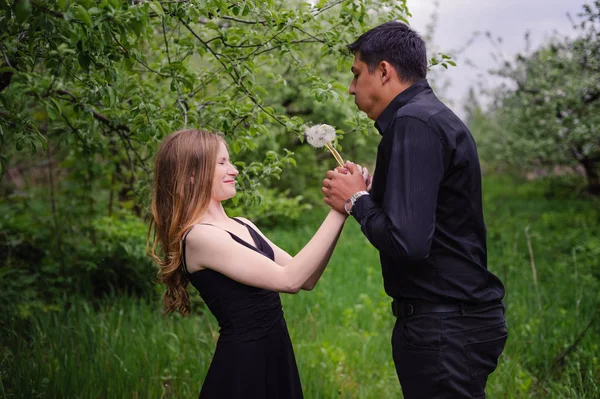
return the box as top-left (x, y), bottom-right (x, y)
top-left (322, 161), bottom-right (372, 214)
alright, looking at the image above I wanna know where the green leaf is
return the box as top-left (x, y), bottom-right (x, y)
top-left (149, 0), bottom-right (164, 17)
top-left (35, 131), bottom-right (48, 150)
top-left (73, 5), bottom-right (93, 27)
top-left (232, 140), bottom-right (241, 154)
top-left (15, 0), bottom-right (32, 23)
top-left (58, 0), bottom-right (70, 11)
top-left (49, 98), bottom-right (62, 115)
top-left (254, 86), bottom-right (268, 97)
top-left (107, 87), bottom-right (116, 107)
top-left (205, 21), bottom-right (220, 31)
top-left (46, 101), bottom-right (58, 120)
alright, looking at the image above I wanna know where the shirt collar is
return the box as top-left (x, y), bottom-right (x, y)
top-left (374, 79), bottom-right (431, 135)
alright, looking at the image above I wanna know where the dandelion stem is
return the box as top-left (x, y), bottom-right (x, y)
top-left (325, 142), bottom-right (345, 168)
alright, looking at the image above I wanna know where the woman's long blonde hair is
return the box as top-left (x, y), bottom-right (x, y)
top-left (148, 129), bottom-right (224, 315)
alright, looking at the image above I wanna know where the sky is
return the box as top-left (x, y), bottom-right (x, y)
top-left (405, 0), bottom-right (586, 117)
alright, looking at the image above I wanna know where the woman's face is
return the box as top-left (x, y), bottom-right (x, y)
top-left (211, 141), bottom-right (238, 201)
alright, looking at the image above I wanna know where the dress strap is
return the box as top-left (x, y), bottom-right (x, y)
top-left (191, 221), bottom-right (265, 254)
top-left (231, 218), bottom-right (273, 260)
top-left (231, 217), bottom-right (248, 227)
top-left (232, 217), bottom-right (260, 237)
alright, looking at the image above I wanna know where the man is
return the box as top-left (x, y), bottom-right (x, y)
top-left (322, 22), bottom-right (507, 398)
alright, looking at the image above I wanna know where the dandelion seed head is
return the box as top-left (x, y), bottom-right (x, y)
top-left (304, 124), bottom-right (336, 148)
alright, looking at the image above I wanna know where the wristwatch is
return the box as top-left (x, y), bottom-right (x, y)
top-left (344, 191), bottom-right (370, 215)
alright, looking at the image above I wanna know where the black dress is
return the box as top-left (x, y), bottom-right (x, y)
top-left (182, 218), bottom-right (303, 399)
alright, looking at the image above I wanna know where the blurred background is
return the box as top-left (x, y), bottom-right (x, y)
top-left (1, 0), bottom-right (598, 397)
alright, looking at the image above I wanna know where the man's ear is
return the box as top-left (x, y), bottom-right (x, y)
top-left (380, 61), bottom-right (395, 84)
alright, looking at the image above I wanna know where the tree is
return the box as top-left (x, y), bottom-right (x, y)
top-left (0, 0), bottom-right (415, 309)
top-left (469, 2), bottom-right (600, 195)
top-left (0, 0), bottom-right (416, 212)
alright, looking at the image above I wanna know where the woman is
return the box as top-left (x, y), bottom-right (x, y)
top-left (148, 129), bottom-right (347, 398)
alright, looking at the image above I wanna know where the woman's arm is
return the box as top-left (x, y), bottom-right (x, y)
top-left (237, 216), bottom-right (344, 291)
top-left (300, 224), bottom-right (343, 290)
top-left (185, 209), bottom-right (346, 294)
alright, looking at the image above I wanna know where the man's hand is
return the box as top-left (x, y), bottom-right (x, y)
top-left (322, 162), bottom-right (368, 214)
top-left (335, 163), bottom-right (372, 191)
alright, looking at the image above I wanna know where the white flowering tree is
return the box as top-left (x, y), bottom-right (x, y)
top-left (470, 2), bottom-right (600, 195)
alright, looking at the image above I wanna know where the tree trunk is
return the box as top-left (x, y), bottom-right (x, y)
top-left (580, 158), bottom-right (600, 195)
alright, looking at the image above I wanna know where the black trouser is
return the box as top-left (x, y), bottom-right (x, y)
top-left (391, 300), bottom-right (507, 399)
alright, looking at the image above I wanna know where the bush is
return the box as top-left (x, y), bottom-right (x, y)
top-left (0, 195), bottom-right (156, 325)
top-left (227, 187), bottom-right (313, 228)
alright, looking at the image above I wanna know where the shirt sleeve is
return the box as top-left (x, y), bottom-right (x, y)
top-left (351, 116), bottom-right (447, 260)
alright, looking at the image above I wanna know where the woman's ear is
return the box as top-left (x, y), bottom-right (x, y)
top-left (190, 172), bottom-right (195, 185)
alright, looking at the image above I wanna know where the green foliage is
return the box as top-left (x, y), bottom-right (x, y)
top-left (0, 0), bottom-right (408, 204)
top-left (470, 2), bottom-right (600, 195)
top-left (227, 187), bottom-right (312, 228)
top-left (0, 193), bottom-right (156, 324)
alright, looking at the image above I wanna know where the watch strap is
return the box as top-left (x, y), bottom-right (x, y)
top-left (345, 191), bottom-right (370, 215)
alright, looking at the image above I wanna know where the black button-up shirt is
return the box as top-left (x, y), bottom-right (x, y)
top-left (352, 79), bottom-right (505, 304)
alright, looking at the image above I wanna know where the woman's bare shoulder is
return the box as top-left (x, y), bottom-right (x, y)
top-left (185, 224), bottom-right (230, 250)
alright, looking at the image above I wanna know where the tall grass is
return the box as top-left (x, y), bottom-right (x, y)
top-left (2, 175), bottom-right (599, 398)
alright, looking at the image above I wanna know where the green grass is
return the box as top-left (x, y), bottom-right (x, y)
top-left (2, 175), bottom-right (599, 398)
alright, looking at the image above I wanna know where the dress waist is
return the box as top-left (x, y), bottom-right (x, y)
top-left (217, 310), bottom-right (285, 342)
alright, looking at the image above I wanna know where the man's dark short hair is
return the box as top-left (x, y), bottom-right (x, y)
top-left (347, 21), bottom-right (427, 83)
